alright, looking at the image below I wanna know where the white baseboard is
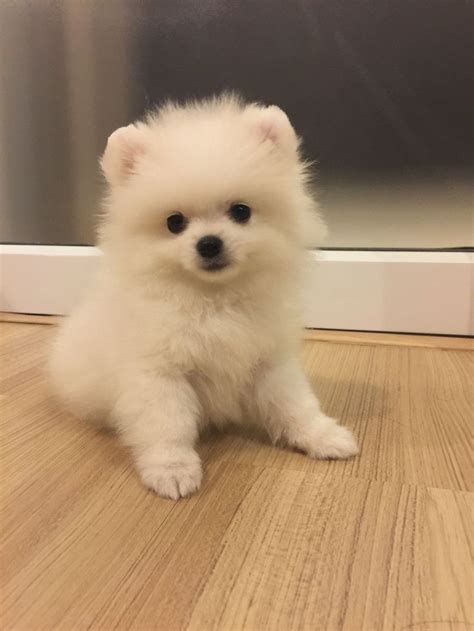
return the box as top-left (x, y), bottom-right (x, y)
top-left (307, 250), bottom-right (472, 335)
top-left (0, 245), bottom-right (100, 317)
top-left (1, 245), bottom-right (472, 335)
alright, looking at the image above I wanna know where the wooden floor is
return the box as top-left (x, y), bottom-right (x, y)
top-left (1, 322), bottom-right (472, 631)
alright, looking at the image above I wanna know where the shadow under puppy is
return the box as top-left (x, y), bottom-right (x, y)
top-left (50, 94), bottom-right (358, 499)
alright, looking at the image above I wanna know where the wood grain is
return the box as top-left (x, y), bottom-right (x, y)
top-left (0, 323), bottom-right (472, 630)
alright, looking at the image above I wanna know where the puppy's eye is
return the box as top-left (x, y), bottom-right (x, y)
top-left (167, 212), bottom-right (187, 234)
top-left (229, 203), bottom-right (251, 224)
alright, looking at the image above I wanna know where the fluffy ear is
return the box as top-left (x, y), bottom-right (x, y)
top-left (252, 105), bottom-right (299, 154)
top-left (100, 124), bottom-right (147, 185)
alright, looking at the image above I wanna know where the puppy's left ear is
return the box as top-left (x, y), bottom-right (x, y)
top-left (101, 124), bottom-right (148, 186)
top-left (252, 105), bottom-right (299, 154)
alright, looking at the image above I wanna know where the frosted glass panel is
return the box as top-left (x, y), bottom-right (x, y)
top-left (0, 1), bottom-right (472, 248)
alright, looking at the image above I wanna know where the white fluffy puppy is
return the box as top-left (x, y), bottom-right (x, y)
top-left (50, 94), bottom-right (358, 499)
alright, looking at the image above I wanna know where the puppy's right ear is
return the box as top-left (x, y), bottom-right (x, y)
top-left (101, 124), bottom-right (147, 186)
top-left (247, 105), bottom-right (299, 156)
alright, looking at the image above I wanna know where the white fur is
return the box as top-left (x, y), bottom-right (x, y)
top-left (49, 94), bottom-right (358, 500)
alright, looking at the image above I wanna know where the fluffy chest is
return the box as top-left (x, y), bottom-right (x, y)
top-left (162, 307), bottom-right (274, 424)
top-left (128, 288), bottom-right (292, 405)
top-left (178, 307), bottom-right (274, 377)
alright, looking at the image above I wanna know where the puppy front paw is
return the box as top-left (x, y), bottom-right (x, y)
top-left (136, 450), bottom-right (202, 499)
top-left (310, 422), bottom-right (359, 459)
top-left (291, 415), bottom-right (359, 460)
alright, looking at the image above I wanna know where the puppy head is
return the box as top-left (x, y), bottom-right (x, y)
top-left (99, 95), bottom-right (326, 285)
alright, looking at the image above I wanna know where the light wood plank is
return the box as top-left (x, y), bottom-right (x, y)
top-left (187, 471), bottom-right (472, 631)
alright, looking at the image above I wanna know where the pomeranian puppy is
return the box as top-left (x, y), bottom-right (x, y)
top-left (50, 94), bottom-right (358, 499)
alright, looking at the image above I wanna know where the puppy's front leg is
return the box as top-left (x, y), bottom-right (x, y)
top-left (114, 373), bottom-right (202, 499)
top-left (254, 359), bottom-right (359, 459)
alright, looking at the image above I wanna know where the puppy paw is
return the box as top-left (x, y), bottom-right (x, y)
top-left (310, 422), bottom-right (359, 459)
top-left (136, 450), bottom-right (202, 500)
top-left (291, 416), bottom-right (359, 460)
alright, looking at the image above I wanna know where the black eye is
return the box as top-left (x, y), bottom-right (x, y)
top-left (229, 203), bottom-right (251, 224)
top-left (167, 212), bottom-right (187, 234)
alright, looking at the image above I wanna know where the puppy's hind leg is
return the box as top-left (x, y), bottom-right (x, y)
top-left (253, 359), bottom-right (359, 459)
top-left (114, 373), bottom-right (202, 499)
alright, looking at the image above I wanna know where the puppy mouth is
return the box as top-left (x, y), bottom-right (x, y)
top-left (199, 258), bottom-right (230, 272)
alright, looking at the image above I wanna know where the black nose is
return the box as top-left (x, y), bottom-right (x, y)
top-left (196, 235), bottom-right (223, 259)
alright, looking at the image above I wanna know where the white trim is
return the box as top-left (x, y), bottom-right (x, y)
top-left (307, 250), bottom-right (473, 335)
top-left (0, 245), bottom-right (100, 317)
top-left (1, 245), bottom-right (472, 335)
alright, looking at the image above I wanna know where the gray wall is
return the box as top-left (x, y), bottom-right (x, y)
top-left (1, 0), bottom-right (472, 247)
